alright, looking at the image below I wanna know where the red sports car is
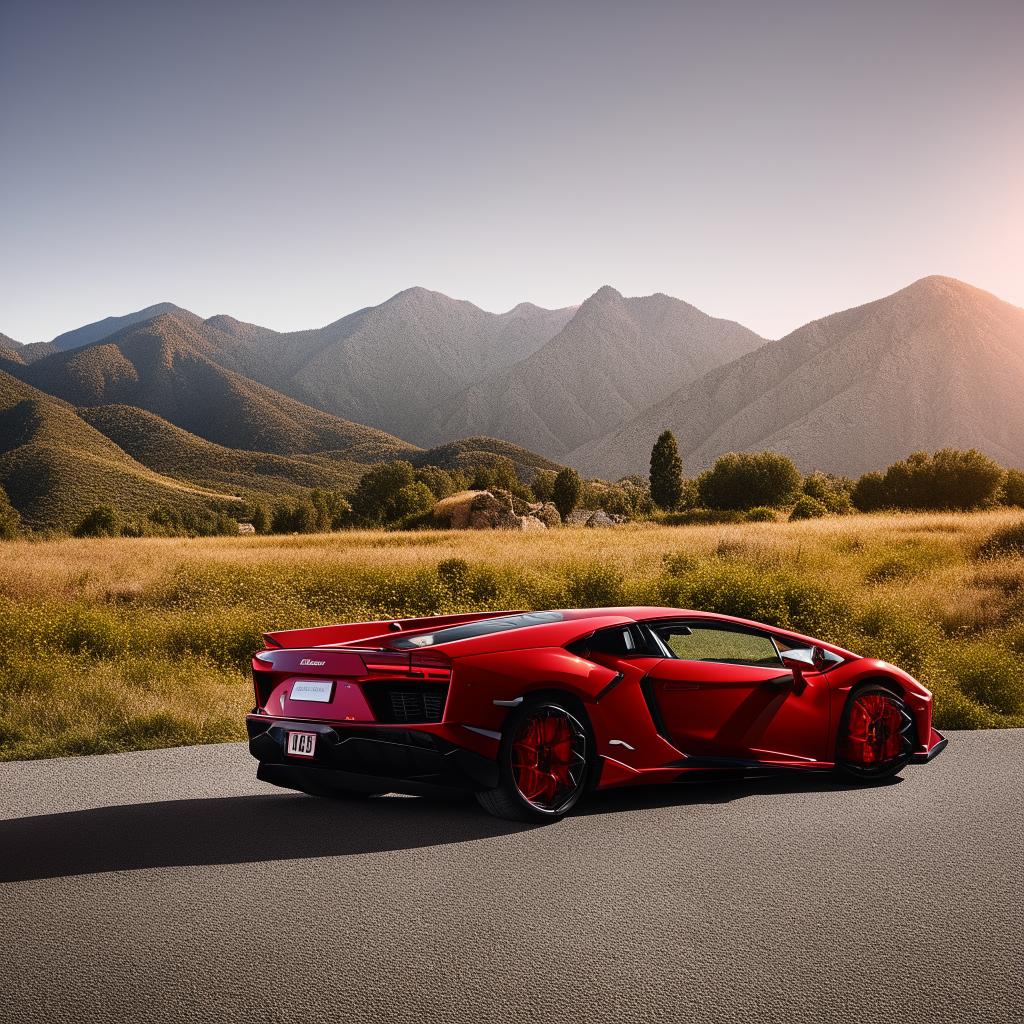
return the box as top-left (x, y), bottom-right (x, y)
top-left (247, 607), bottom-right (948, 821)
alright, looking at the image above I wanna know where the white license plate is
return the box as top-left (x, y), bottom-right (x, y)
top-left (286, 731), bottom-right (317, 758)
top-left (290, 680), bottom-right (333, 703)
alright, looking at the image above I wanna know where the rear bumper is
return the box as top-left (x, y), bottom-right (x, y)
top-left (246, 716), bottom-right (499, 795)
top-left (911, 730), bottom-right (948, 764)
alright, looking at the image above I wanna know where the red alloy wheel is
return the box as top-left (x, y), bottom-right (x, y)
top-left (839, 688), bottom-right (912, 774)
top-left (509, 705), bottom-right (588, 811)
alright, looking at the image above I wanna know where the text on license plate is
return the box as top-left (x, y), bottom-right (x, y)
top-left (287, 731), bottom-right (317, 758)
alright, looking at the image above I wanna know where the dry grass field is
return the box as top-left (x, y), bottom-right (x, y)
top-left (2, 510), bottom-right (1023, 760)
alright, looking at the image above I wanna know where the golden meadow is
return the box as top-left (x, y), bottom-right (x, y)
top-left (2, 510), bottom-right (1023, 760)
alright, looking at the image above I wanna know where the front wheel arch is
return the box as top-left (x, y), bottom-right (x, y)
top-left (834, 680), bottom-right (916, 781)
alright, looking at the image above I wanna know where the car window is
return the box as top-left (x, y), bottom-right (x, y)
top-left (583, 626), bottom-right (639, 657)
top-left (653, 623), bottom-right (783, 668)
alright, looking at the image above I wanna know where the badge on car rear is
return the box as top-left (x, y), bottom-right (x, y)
top-left (290, 680), bottom-right (334, 703)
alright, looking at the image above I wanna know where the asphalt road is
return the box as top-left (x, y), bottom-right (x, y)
top-left (1, 731), bottom-right (1021, 1024)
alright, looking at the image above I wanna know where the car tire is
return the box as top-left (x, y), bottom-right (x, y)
top-left (835, 684), bottom-right (915, 782)
top-left (475, 697), bottom-right (592, 823)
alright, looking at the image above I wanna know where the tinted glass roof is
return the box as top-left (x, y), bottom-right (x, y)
top-left (388, 611), bottom-right (564, 649)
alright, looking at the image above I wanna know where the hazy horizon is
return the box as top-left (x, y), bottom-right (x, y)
top-left (2, 0), bottom-right (1022, 343)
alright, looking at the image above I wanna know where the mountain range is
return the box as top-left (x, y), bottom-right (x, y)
top-left (2, 275), bottom-right (1023, 529)
top-left (570, 276), bottom-right (1024, 478)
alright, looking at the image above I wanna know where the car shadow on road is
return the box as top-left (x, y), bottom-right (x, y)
top-left (0, 773), bottom-right (900, 883)
top-left (577, 771), bottom-right (901, 815)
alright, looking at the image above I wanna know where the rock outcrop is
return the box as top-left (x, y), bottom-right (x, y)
top-left (432, 489), bottom-right (551, 531)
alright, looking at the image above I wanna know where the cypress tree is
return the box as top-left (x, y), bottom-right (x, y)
top-left (650, 430), bottom-right (684, 510)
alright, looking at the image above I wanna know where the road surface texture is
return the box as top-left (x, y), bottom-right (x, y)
top-left (1, 730), bottom-right (1021, 1024)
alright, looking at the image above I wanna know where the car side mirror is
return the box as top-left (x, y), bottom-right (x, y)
top-left (780, 646), bottom-right (842, 674)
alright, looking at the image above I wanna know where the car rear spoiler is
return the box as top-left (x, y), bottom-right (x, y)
top-left (262, 609), bottom-right (527, 650)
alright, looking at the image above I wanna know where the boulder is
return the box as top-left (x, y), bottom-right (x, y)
top-left (584, 510), bottom-right (622, 528)
top-left (565, 509), bottom-right (593, 526)
top-left (432, 489), bottom-right (488, 529)
top-left (432, 489), bottom-right (548, 532)
top-left (527, 502), bottom-right (562, 528)
top-left (564, 509), bottom-right (626, 528)
top-left (237, 522), bottom-right (256, 535)
top-left (434, 489), bottom-right (549, 531)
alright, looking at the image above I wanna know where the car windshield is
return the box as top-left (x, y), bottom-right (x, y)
top-left (388, 611), bottom-right (564, 648)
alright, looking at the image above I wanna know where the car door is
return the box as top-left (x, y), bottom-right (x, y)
top-left (641, 618), bottom-right (831, 764)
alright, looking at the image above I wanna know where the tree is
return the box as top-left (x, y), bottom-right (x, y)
top-left (391, 481), bottom-right (436, 521)
top-left (851, 471), bottom-right (888, 512)
top-left (348, 461), bottom-right (416, 524)
top-left (852, 449), bottom-right (1005, 511)
top-left (470, 455), bottom-right (519, 493)
top-left (309, 490), bottom-right (351, 530)
top-left (697, 452), bottom-right (802, 510)
top-left (74, 505), bottom-right (121, 538)
top-left (789, 495), bottom-right (828, 520)
top-left (926, 448), bottom-right (1004, 509)
top-left (803, 472), bottom-right (854, 514)
top-left (531, 470), bottom-right (557, 503)
top-left (1003, 469), bottom-right (1024, 507)
top-left (552, 467), bottom-right (582, 521)
top-left (415, 466), bottom-right (459, 500)
top-left (649, 430), bottom-right (684, 510)
top-left (250, 504), bottom-right (271, 534)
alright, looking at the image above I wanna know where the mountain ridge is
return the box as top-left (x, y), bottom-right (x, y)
top-left (572, 276), bottom-right (1024, 477)
top-left (428, 285), bottom-right (765, 457)
top-left (0, 368), bottom-right (244, 529)
top-left (15, 312), bottom-right (418, 460)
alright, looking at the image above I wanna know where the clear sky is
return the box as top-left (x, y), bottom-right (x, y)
top-left (2, 0), bottom-right (1021, 343)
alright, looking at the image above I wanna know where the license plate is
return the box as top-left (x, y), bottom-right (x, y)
top-left (290, 680), bottom-right (333, 703)
top-left (286, 731), bottom-right (317, 758)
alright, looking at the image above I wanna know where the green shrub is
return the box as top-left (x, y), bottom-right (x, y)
top-left (414, 466), bottom-right (460, 500)
top-left (864, 557), bottom-right (915, 584)
top-left (470, 455), bottom-right (520, 494)
top-left (929, 684), bottom-right (1000, 730)
top-left (976, 521), bottom-right (1024, 560)
top-left (662, 551), bottom-right (699, 575)
top-left (789, 496), bottom-right (828, 520)
top-left (552, 467), bottom-right (583, 521)
top-left (852, 602), bottom-right (942, 675)
top-left (563, 563), bottom-right (624, 608)
top-left (803, 472), bottom-right (854, 514)
top-left (854, 449), bottom-right (1005, 512)
top-left (74, 505), bottom-right (121, 538)
top-left (945, 644), bottom-right (1023, 716)
top-left (437, 557), bottom-right (471, 591)
top-left (531, 470), bottom-right (556, 503)
top-left (697, 451), bottom-right (802, 510)
top-left (1002, 469), bottom-right (1024, 508)
top-left (660, 561), bottom-right (847, 639)
top-left (392, 481), bottom-right (437, 522)
top-left (745, 506), bottom-right (777, 522)
top-left (852, 471), bottom-right (889, 512)
top-left (348, 461), bottom-right (417, 525)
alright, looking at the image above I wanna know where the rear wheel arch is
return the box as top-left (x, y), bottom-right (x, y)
top-left (476, 689), bottom-right (596, 822)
